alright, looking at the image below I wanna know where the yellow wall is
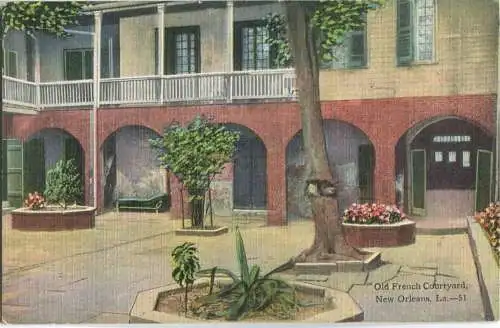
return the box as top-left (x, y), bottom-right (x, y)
top-left (119, 0), bottom-right (498, 98)
top-left (119, 3), bottom-right (284, 77)
top-left (319, 0), bottom-right (498, 100)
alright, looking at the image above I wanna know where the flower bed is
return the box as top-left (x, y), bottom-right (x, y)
top-left (341, 203), bottom-right (415, 248)
top-left (474, 202), bottom-right (500, 265)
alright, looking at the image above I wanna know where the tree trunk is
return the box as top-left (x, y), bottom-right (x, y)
top-left (285, 2), bottom-right (362, 262)
top-left (190, 196), bottom-right (205, 228)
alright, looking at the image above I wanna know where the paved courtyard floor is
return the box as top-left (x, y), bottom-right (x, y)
top-left (1, 211), bottom-right (489, 323)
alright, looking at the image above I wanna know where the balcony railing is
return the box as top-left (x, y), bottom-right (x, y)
top-left (3, 69), bottom-right (297, 110)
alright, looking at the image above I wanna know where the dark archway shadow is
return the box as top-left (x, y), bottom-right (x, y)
top-left (285, 119), bottom-right (375, 221)
top-left (24, 128), bottom-right (85, 205)
top-left (100, 125), bottom-right (163, 210)
top-left (223, 123), bottom-right (268, 211)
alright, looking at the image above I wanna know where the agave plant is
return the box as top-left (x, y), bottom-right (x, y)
top-left (171, 242), bottom-right (201, 314)
top-left (195, 227), bottom-right (298, 321)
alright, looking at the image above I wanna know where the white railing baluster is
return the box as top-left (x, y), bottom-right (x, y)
top-left (2, 68), bottom-right (296, 109)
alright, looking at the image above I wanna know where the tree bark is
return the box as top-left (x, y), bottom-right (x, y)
top-left (285, 2), bottom-right (362, 262)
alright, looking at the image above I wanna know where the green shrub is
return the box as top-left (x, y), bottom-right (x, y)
top-left (171, 242), bottom-right (201, 314)
top-left (44, 159), bottom-right (83, 209)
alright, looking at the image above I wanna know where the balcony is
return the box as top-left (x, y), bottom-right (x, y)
top-left (3, 69), bottom-right (297, 111)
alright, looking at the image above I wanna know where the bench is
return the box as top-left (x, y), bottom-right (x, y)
top-left (116, 193), bottom-right (171, 214)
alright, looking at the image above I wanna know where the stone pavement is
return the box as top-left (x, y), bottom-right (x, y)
top-left (1, 212), bottom-right (491, 323)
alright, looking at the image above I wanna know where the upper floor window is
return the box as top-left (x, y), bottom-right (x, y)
top-left (155, 26), bottom-right (200, 75)
top-left (320, 27), bottom-right (367, 69)
top-left (234, 21), bottom-right (276, 71)
top-left (397, 0), bottom-right (436, 66)
top-left (64, 49), bottom-right (93, 80)
top-left (3, 50), bottom-right (18, 78)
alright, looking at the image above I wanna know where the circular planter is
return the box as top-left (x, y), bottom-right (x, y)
top-left (342, 219), bottom-right (416, 248)
top-left (10, 206), bottom-right (96, 231)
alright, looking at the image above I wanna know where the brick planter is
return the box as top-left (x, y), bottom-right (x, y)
top-left (342, 219), bottom-right (416, 248)
top-left (11, 206), bottom-right (96, 231)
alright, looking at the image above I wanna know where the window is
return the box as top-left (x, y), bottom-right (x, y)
top-left (155, 26), bottom-right (200, 75)
top-left (396, 0), bottom-right (435, 65)
top-left (234, 21), bottom-right (277, 70)
top-left (321, 27), bottom-right (367, 69)
top-left (432, 135), bottom-right (471, 143)
top-left (462, 151), bottom-right (471, 168)
top-left (64, 49), bottom-right (93, 80)
top-left (4, 50), bottom-right (18, 78)
top-left (434, 151), bottom-right (443, 162)
top-left (448, 151), bottom-right (456, 163)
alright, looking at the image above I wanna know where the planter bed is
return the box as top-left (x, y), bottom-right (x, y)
top-left (129, 278), bottom-right (364, 323)
top-left (342, 219), bottom-right (416, 248)
top-left (175, 226), bottom-right (229, 237)
top-left (11, 206), bottom-right (96, 231)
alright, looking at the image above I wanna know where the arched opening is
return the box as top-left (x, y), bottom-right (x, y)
top-left (286, 120), bottom-right (375, 221)
top-left (395, 117), bottom-right (494, 217)
top-left (100, 125), bottom-right (164, 210)
top-left (224, 124), bottom-right (267, 211)
top-left (4, 129), bottom-right (85, 208)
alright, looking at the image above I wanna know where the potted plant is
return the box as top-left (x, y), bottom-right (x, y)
top-left (150, 115), bottom-right (240, 236)
top-left (341, 203), bottom-right (416, 247)
top-left (474, 202), bottom-right (500, 264)
top-left (10, 159), bottom-right (96, 231)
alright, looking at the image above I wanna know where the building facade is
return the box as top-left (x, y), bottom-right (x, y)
top-left (2, 0), bottom-right (498, 225)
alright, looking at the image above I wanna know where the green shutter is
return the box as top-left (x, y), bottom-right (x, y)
top-left (233, 22), bottom-right (243, 71)
top-left (348, 30), bottom-right (366, 68)
top-left (23, 138), bottom-right (45, 197)
top-left (65, 50), bottom-right (83, 80)
top-left (166, 28), bottom-right (176, 74)
top-left (475, 150), bottom-right (493, 212)
top-left (6, 139), bottom-right (23, 208)
top-left (84, 50), bottom-right (93, 79)
top-left (358, 144), bottom-right (374, 203)
top-left (411, 149), bottom-right (426, 216)
top-left (396, 0), bottom-right (413, 66)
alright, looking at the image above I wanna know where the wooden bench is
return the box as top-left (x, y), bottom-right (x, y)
top-left (116, 193), bottom-right (171, 214)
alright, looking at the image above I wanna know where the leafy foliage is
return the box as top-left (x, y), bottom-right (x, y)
top-left (150, 115), bottom-right (240, 226)
top-left (44, 159), bottom-right (83, 209)
top-left (0, 1), bottom-right (86, 36)
top-left (194, 227), bottom-right (298, 321)
top-left (265, 0), bottom-right (385, 67)
top-left (172, 242), bottom-right (201, 314)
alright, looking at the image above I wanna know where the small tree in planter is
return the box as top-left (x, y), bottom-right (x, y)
top-left (44, 159), bottom-right (83, 209)
top-left (150, 116), bottom-right (239, 228)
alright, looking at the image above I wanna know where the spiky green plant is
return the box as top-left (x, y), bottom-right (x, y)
top-left (196, 227), bottom-right (298, 321)
top-left (171, 242), bottom-right (201, 314)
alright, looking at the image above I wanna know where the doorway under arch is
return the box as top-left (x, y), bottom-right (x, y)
top-left (395, 117), bottom-right (494, 217)
top-left (5, 128), bottom-right (85, 208)
top-left (224, 124), bottom-right (267, 211)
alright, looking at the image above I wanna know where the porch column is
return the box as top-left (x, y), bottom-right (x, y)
top-left (266, 142), bottom-right (287, 226)
top-left (33, 35), bottom-right (41, 107)
top-left (373, 143), bottom-right (396, 205)
top-left (157, 3), bottom-right (165, 102)
top-left (226, 0), bottom-right (234, 102)
top-left (91, 11), bottom-right (102, 207)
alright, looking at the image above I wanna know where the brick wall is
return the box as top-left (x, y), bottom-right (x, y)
top-left (7, 94), bottom-right (496, 225)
